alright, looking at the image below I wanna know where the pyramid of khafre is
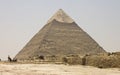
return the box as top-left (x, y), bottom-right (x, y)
top-left (15, 9), bottom-right (106, 60)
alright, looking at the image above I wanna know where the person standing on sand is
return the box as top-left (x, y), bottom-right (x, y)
top-left (8, 55), bottom-right (12, 62)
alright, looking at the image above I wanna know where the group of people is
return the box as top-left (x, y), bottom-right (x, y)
top-left (8, 55), bottom-right (17, 62)
top-left (0, 56), bottom-right (17, 62)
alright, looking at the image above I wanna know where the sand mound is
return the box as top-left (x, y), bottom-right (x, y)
top-left (0, 64), bottom-right (120, 75)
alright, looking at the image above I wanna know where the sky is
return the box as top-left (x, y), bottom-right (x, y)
top-left (0, 0), bottom-right (120, 60)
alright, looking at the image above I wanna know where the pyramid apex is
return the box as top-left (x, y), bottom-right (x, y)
top-left (58, 9), bottom-right (64, 11)
top-left (59, 9), bottom-right (63, 10)
top-left (47, 9), bottom-right (74, 23)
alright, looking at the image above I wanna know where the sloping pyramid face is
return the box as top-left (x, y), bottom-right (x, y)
top-left (15, 9), bottom-right (106, 60)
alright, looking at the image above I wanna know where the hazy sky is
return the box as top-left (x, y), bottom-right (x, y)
top-left (0, 0), bottom-right (120, 60)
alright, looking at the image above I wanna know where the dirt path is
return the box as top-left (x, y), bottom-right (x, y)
top-left (0, 64), bottom-right (120, 75)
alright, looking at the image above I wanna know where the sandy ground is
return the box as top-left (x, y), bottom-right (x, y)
top-left (0, 63), bottom-right (120, 75)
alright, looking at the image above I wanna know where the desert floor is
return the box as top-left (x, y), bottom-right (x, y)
top-left (0, 63), bottom-right (120, 75)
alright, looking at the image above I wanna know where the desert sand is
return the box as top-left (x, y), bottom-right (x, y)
top-left (0, 63), bottom-right (120, 75)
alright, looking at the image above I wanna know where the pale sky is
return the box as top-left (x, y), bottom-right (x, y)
top-left (0, 0), bottom-right (120, 60)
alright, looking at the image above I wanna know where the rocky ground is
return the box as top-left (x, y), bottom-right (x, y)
top-left (0, 63), bottom-right (120, 75)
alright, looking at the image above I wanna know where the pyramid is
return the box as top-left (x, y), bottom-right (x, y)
top-left (15, 9), bottom-right (106, 60)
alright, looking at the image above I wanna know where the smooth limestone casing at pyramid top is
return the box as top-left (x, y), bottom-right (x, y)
top-left (15, 9), bottom-right (106, 60)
